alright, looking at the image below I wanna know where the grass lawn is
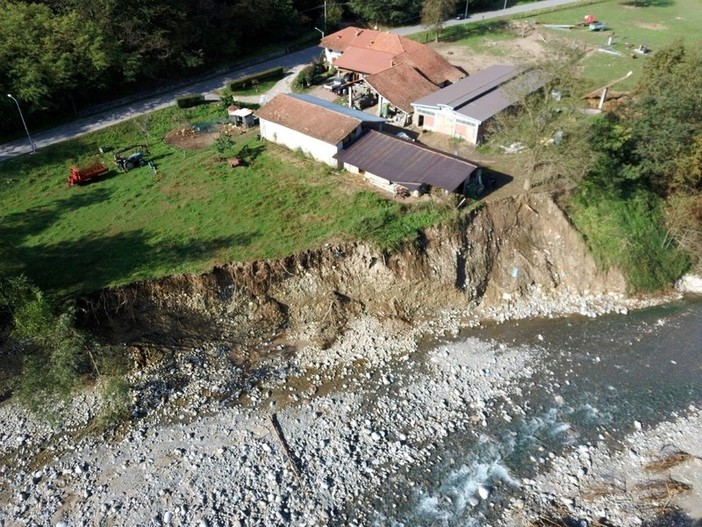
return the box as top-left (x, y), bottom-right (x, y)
top-left (0, 104), bottom-right (452, 296)
top-left (419, 0), bottom-right (699, 94)
top-left (535, 0), bottom-right (702, 92)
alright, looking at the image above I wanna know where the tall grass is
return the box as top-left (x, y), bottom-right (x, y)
top-left (568, 189), bottom-right (688, 292)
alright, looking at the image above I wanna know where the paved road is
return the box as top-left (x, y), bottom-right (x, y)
top-left (0, 0), bottom-right (584, 162)
top-left (393, 0), bottom-right (587, 35)
top-left (0, 48), bottom-right (319, 162)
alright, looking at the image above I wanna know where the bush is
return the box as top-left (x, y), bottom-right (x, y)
top-left (292, 65), bottom-right (315, 91)
top-left (228, 67), bottom-right (285, 92)
top-left (0, 276), bottom-right (86, 414)
top-left (176, 94), bottom-right (205, 108)
top-left (0, 276), bottom-right (130, 419)
top-left (219, 94), bottom-right (260, 111)
top-left (568, 189), bottom-right (689, 292)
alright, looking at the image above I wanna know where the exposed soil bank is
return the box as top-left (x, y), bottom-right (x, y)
top-left (1, 193), bottom-right (698, 527)
top-left (79, 192), bottom-right (652, 357)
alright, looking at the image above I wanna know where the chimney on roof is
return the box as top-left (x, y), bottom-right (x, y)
top-left (356, 29), bottom-right (361, 36)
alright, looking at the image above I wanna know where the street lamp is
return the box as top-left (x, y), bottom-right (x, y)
top-left (7, 94), bottom-right (36, 154)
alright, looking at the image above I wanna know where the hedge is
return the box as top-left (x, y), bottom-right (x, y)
top-left (228, 67), bottom-right (285, 92)
top-left (176, 94), bottom-right (205, 108)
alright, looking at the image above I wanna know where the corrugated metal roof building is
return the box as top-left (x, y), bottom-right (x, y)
top-left (335, 130), bottom-right (481, 196)
top-left (411, 65), bottom-right (546, 144)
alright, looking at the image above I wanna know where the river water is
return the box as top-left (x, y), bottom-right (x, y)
top-left (359, 298), bottom-right (702, 526)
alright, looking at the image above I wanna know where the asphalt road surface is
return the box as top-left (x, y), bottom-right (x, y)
top-left (0, 0), bottom-right (583, 162)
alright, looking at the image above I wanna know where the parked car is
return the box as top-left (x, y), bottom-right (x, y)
top-left (324, 77), bottom-right (343, 91)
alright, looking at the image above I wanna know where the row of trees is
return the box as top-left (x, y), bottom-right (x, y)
top-left (0, 0), bottom-right (301, 134)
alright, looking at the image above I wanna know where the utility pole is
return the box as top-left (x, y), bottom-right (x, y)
top-left (464, 0), bottom-right (469, 19)
top-left (503, 0), bottom-right (508, 11)
top-left (324, 0), bottom-right (327, 33)
top-left (7, 94), bottom-right (36, 154)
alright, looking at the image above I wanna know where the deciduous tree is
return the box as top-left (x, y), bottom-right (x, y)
top-left (421, 0), bottom-right (457, 41)
top-left (349, 0), bottom-right (423, 26)
top-left (489, 46), bottom-right (593, 190)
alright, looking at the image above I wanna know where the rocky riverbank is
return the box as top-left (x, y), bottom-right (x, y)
top-left (2, 290), bottom-right (701, 526)
top-left (1, 190), bottom-right (700, 526)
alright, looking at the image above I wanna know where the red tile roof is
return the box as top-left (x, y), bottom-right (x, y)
top-left (365, 63), bottom-right (439, 113)
top-left (320, 27), bottom-right (411, 54)
top-left (321, 27), bottom-right (464, 86)
top-left (399, 46), bottom-right (465, 86)
top-left (256, 94), bottom-right (360, 145)
top-left (334, 47), bottom-right (396, 75)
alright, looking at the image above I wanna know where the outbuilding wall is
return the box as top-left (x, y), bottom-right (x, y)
top-left (414, 108), bottom-right (481, 144)
top-left (259, 120), bottom-right (345, 168)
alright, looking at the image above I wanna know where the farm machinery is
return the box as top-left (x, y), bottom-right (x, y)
top-left (67, 163), bottom-right (109, 186)
top-left (114, 146), bottom-right (149, 172)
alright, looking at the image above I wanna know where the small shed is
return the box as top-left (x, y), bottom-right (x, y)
top-left (228, 106), bottom-right (256, 128)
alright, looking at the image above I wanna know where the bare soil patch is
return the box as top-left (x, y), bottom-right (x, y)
top-left (164, 128), bottom-right (220, 150)
top-left (633, 21), bottom-right (668, 31)
top-left (430, 23), bottom-right (549, 73)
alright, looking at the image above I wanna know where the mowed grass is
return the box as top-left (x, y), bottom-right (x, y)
top-left (420, 0), bottom-right (700, 94)
top-left (536, 0), bottom-right (702, 91)
top-left (0, 104), bottom-right (450, 296)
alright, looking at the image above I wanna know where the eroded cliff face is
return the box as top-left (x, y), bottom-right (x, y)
top-left (80, 193), bottom-right (626, 350)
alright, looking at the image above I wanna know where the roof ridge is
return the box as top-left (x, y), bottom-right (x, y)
top-left (368, 129), bottom-right (477, 166)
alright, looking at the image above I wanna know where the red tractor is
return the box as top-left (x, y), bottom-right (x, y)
top-left (67, 163), bottom-right (109, 186)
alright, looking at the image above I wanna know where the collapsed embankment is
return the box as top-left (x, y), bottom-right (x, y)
top-left (79, 192), bottom-right (632, 355)
top-left (4, 192), bottom-right (697, 527)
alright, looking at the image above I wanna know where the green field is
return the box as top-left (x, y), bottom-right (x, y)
top-left (0, 104), bottom-right (451, 295)
top-left (429, 0), bottom-right (700, 93)
top-left (536, 0), bottom-right (702, 91)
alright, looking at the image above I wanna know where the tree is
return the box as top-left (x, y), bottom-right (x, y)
top-left (489, 46), bottom-right (594, 190)
top-left (214, 134), bottom-right (235, 160)
top-left (0, 1), bottom-right (108, 111)
top-left (421, 0), bottom-right (457, 41)
top-left (325, 0), bottom-right (344, 30)
top-left (348, 0), bottom-right (423, 26)
top-left (627, 39), bottom-right (702, 191)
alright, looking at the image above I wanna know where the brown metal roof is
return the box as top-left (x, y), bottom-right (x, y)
top-left (334, 130), bottom-right (478, 192)
top-left (365, 63), bottom-right (439, 113)
top-left (256, 94), bottom-right (361, 145)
